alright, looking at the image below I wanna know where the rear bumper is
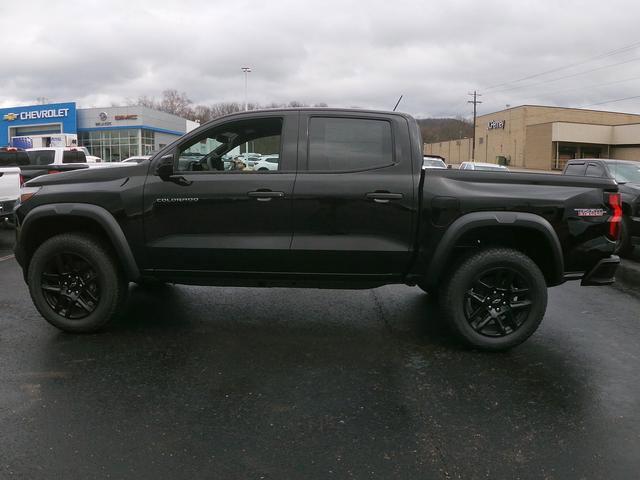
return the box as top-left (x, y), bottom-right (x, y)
top-left (581, 255), bottom-right (620, 286)
top-left (630, 215), bottom-right (640, 242)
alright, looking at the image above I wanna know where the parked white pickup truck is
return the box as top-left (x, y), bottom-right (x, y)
top-left (0, 147), bottom-right (105, 225)
top-left (25, 147), bottom-right (103, 164)
top-left (0, 148), bottom-right (24, 226)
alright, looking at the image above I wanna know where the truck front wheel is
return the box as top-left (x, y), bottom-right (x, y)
top-left (27, 233), bottom-right (128, 333)
top-left (440, 248), bottom-right (547, 351)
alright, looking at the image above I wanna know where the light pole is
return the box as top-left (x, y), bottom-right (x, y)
top-left (241, 66), bottom-right (251, 111)
top-left (241, 67), bottom-right (252, 156)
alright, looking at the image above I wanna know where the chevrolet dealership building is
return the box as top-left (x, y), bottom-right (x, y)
top-left (424, 105), bottom-right (640, 171)
top-left (0, 102), bottom-right (197, 161)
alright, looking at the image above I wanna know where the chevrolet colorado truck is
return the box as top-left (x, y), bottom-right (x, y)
top-left (13, 109), bottom-right (621, 350)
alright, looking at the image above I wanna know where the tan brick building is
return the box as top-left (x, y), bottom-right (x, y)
top-left (424, 105), bottom-right (640, 171)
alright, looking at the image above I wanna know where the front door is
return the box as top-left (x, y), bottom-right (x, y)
top-left (142, 112), bottom-right (298, 275)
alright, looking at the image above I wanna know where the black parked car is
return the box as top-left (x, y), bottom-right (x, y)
top-left (563, 158), bottom-right (640, 256)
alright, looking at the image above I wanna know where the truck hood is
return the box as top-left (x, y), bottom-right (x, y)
top-left (26, 162), bottom-right (141, 187)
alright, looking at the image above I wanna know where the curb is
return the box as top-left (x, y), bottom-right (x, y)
top-left (613, 260), bottom-right (640, 296)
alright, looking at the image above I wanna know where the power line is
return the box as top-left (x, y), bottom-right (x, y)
top-left (484, 39), bottom-right (640, 91)
top-left (577, 94), bottom-right (640, 108)
top-left (488, 55), bottom-right (640, 94)
top-left (530, 73), bottom-right (640, 99)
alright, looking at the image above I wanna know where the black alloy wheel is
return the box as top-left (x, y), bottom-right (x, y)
top-left (439, 248), bottom-right (547, 351)
top-left (41, 252), bottom-right (101, 320)
top-left (464, 267), bottom-right (532, 338)
top-left (28, 233), bottom-right (128, 332)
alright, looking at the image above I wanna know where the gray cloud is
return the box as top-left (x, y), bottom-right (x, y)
top-left (2, 0), bottom-right (640, 118)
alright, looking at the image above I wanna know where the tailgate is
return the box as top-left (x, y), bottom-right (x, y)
top-left (0, 167), bottom-right (20, 202)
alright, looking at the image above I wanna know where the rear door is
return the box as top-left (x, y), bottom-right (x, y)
top-left (290, 112), bottom-right (415, 277)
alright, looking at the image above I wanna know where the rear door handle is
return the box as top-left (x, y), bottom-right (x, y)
top-left (247, 190), bottom-right (285, 202)
top-left (366, 192), bottom-right (403, 203)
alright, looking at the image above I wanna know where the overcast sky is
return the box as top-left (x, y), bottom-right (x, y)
top-left (2, 0), bottom-right (640, 118)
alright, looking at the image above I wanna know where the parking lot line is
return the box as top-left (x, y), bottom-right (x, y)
top-left (0, 254), bottom-right (15, 262)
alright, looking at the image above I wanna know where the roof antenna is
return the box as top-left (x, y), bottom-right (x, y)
top-left (393, 95), bottom-right (403, 112)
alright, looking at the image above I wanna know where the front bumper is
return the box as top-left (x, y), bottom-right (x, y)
top-left (581, 255), bottom-right (620, 286)
top-left (0, 199), bottom-right (16, 220)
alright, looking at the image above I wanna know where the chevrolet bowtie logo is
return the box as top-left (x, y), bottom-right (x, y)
top-left (2, 113), bottom-right (17, 121)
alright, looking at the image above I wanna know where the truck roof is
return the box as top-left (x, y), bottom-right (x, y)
top-left (199, 108), bottom-right (415, 127)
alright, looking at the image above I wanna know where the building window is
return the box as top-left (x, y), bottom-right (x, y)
top-left (79, 128), bottom-right (142, 162)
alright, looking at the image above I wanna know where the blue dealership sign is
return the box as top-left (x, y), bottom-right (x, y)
top-left (0, 102), bottom-right (77, 146)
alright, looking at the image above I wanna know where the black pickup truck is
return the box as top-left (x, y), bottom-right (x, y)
top-left (563, 158), bottom-right (640, 257)
top-left (14, 109), bottom-right (621, 350)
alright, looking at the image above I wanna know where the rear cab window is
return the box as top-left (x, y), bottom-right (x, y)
top-left (585, 163), bottom-right (605, 177)
top-left (564, 162), bottom-right (586, 176)
top-left (0, 149), bottom-right (30, 167)
top-left (26, 150), bottom-right (56, 165)
top-left (307, 117), bottom-right (394, 172)
top-left (62, 150), bottom-right (87, 164)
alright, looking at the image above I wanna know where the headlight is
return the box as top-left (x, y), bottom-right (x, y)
top-left (19, 186), bottom-right (41, 204)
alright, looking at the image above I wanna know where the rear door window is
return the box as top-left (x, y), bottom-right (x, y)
top-left (307, 117), bottom-right (393, 172)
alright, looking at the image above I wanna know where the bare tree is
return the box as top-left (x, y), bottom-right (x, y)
top-left (126, 91), bottom-right (328, 120)
top-left (209, 101), bottom-right (243, 118)
top-left (159, 89), bottom-right (193, 118)
top-left (134, 95), bottom-right (157, 109)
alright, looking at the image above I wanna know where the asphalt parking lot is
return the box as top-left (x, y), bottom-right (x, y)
top-left (0, 228), bottom-right (639, 479)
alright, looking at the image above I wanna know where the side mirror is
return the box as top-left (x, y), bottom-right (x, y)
top-left (155, 153), bottom-right (175, 179)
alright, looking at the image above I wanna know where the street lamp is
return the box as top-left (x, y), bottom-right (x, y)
top-left (241, 66), bottom-right (252, 156)
top-left (241, 66), bottom-right (252, 111)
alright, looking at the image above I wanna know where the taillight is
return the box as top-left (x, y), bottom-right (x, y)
top-left (19, 174), bottom-right (24, 186)
top-left (607, 192), bottom-right (622, 240)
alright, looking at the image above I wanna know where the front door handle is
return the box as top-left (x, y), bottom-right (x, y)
top-left (247, 190), bottom-right (285, 202)
top-left (366, 192), bottom-right (403, 203)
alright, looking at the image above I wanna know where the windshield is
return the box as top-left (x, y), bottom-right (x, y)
top-left (609, 163), bottom-right (640, 183)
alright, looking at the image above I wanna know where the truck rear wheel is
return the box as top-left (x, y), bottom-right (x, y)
top-left (439, 248), bottom-right (547, 351)
top-left (27, 233), bottom-right (128, 333)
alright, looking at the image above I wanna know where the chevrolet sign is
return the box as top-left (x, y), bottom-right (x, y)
top-left (3, 108), bottom-right (70, 122)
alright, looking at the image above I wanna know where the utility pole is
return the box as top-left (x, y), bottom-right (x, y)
top-left (468, 91), bottom-right (482, 161)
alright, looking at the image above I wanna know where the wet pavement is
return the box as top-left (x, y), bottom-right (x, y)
top-left (0, 228), bottom-right (639, 479)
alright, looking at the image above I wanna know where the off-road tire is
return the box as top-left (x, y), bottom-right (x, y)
top-left (440, 248), bottom-right (547, 351)
top-left (27, 233), bottom-right (128, 332)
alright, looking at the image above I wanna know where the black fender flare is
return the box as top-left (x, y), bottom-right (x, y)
top-left (21, 203), bottom-right (140, 281)
top-left (424, 211), bottom-right (564, 287)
